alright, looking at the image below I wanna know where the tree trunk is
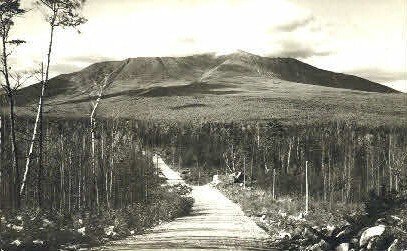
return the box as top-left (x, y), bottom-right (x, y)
top-left (2, 35), bottom-right (20, 208)
top-left (243, 156), bottom-right (246, 188)
top-left (388, 135), bottom-right (392, 191)
top-left (272, 168), bottom-right (276, 200)
top-left (305, 160), bottom-right (309, 215)
top-left (287, 138), bottom-right (293, 174)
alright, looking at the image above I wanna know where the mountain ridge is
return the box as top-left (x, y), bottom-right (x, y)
top-left (2, 51), bottom-right (405, 127)
top-left (14, 51), bottom-right (398, 105)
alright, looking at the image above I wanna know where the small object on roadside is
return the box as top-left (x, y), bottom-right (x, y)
top-left (234, 172), bottom-right (244, 183)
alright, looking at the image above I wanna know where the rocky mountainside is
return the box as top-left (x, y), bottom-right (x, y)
top-left (12, 51), bottom-right (397, 105)
top-left (2, 51), bottom-right (404, 126)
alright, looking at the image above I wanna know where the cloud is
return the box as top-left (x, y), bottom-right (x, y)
top-left (347, 67), bottom-right (407, 83)
top-left (49, 64), bottom-right (83, 76)
top-left (269, 40), bottom-right (331, 59)
top-left (275, 16), bottom-right (315, 32)
top-left (65, 55), bottom-right (117, 65)
top-left (178, 37), bottom-right (197, 44)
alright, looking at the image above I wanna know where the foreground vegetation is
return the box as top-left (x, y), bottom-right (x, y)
top-left (218, 181), bottom-right (406, 250)
top-left (0, 184), bottom-right (193, 250)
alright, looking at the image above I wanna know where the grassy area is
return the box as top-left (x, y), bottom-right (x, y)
top-left (12, 88), bottom-right (407, 128)
top-left (0, 184), bottom-right (194, 250)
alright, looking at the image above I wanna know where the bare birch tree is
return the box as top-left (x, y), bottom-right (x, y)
top-left (0, 0), bottom-right (26, 207)
top-left (89, 75), bottom-right (110, 208)
top-left (20, 64), bottom-right (43, 196)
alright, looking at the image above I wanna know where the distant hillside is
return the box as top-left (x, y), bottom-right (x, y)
top-left (1, 52), bottom-right (405, 127)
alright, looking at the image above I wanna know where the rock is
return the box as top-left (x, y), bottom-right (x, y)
top-left (367, 237), bottom-right (377, 249)
top-left (42, 219), bottom-right (54, 228)
top-left (77, 227), bottom-right (86, 236)
top-left (309, 240), bottom-right (328, 251)
top-left (326, 224), bottom-right (335, 235)
top-left (359, 225), bottom-right (385, 247)
top-left (336, 243), bottom-right (349, 251)
top-left (376, 218), bottom-right (385, 224)
top-left (104, 225), bottom-right (115, 236)
top-left (33, 240), bottom-right (44, 245)
top-left (277, 231), bottom-right (291, 240)
top-left (10, 239), bottom-right (22, 246)
top-left (211, 175), bottom-right (221, 185)
top-left (387, 239), bottom-right (398, 251)
top-left (8, 224), bottom-right (23, 232)
top-left (292, 227), bottom-right (303, 237)
top-left (350, 238), bottom-right (358, 246)
top-left (288, 213), bottom-right (306, 222)
top-left (130, 230), bottom-right (135, 235)
top-left (278, 210), bottom-right (287, 217)
top-left (390, 215), bottom-right (402, 222)
top-left (180, 169), bottom-right (190, 175)
top-left (303, 227), bottom-right (315, 239)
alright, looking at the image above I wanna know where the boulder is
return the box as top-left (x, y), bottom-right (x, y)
top-left (325, 225), bottom-right (335, 236)
top-left (104, 225), bottom-right (115, 236)
top-left (335, 243), bottom-right (349, 251)
top-left (77, 227), bottom-right (86, 236)
top-left (42, 218), bottom-right (54, 228)
top-left (277, 231), bottom-right (291, 240)
top-left (10, 239), bottom-right (22, 246)
top-left (367, 237), bottom-right (378, 250)
top-left (227, 174), bottom-right (235, 184)
top-left (33, 240), bottom-right (44, 245)
top-left (212, 175), bottom-right (221, 185)
top-left (309, 240), bottom-right (328, 251)
top-left (359, 225), bottom-right (385, 247)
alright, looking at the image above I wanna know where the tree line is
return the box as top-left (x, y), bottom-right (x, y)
top-left (134, 120), bottom-right (407, 205)
top-left (0, 117), bottom-right (158, 210)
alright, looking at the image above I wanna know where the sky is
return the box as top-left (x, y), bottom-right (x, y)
top-left (9, 0), bottom-right (407, 92)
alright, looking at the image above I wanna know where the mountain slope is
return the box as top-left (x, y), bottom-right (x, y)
top-left (2, 52), bottom-right (405, 126)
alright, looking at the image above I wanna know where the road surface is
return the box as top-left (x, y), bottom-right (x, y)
top-left (96, 155), bottom-right (273, 250)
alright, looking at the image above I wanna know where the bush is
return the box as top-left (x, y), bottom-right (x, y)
top-left (0, 184), bottom-right (194, 250)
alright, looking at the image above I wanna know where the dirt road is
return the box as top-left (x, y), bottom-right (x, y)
top-left (97, 156), bottom-right (272, 250)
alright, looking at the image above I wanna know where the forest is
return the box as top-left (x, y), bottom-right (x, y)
top-left (3, 116), bottom-right (405, 208)
top-left (134, 119), bottom-right (407, 204)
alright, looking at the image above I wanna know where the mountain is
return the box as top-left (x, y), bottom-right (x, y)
top-left (3, 51), bottom-right (405, 126)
